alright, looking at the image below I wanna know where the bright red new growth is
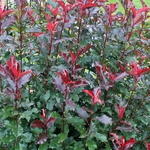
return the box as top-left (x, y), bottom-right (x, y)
top-left (32, 32), bottom-right (43, 37)
top-left (116, 104), bottom-right (126, 120)
top-left (110, 133), bottom-right (136, 150)
top-left (31, 119), bottom-right (46, 128)
top-left (146, 142), bottom-right (150, 150)
top-left (31, 109), bottom-right (56, 129)
top-left (6, 55), bottom-right (32, 81)
top-left (46, 22), bottom-right (59, 34)
top-left (83, 87), bottom-right (104, 105)
top-left (0, 55), bottom-right (32, 99)
top-left (40, 109), bottom-right (47, 122)
top-left (56, 69), bottom-right (74, 86)
top-left (129, 2), bottom-right (150, 26)
top-left (0, 0), bottom-right (13, 21)
top-left (129, 61), bottom-right (150, 80)
top-left (46, 5), bottom-right (60, 16)
top-left (117, 61), bottom-right (127, 72)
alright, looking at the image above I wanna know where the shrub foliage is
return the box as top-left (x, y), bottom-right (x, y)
top-left (0, 0), bottom-right (150, 149)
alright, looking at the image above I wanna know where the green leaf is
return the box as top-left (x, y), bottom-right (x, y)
top-left (20, 108), bottom-right (38, 122)
top-left (74, 142), bottom-right (84, 150)
top-left (46, 99), bottom-right (55, 111)
top-left (38, 142), bottom-right (48, 150)
top-left (70, 93), bottom-right (79, 102)
top-left (49, 137), bottom-right (59, 148)
top-left (105, 143), bottom-right (112, 150)
top-left (0, 134), bottom-right (16, 143)
top-left (94, 133), bottom-right (107, 142)
top-left (86, 140), bottom-right (97, 150)
top-left (14, 143), bottom-right (26, 150)
top-left (44, 90), bottom-right (50, 101)
top-left (21, 132), bottom-right (32, 143)
top-left (12, 125), bottom-right (23, 137)
top-left (26, 27), bottom-right (41, 33)
top-left (0, 106), bottom-right (14, 118)
top-left (20, 99), bottom-right (34, 108)
top-left (58, 133), bottom-right (67, 143)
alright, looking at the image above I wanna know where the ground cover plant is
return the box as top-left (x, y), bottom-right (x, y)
top-left (0, 0), bottom-right (150, 149)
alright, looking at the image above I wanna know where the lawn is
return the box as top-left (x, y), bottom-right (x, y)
top-left (108, 0), bottom-right (150, 12)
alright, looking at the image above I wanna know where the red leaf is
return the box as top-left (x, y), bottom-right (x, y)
top-left (6, 78), bottom-right (16, 91)
top-left (108, 3), bottom-right (118, 14)
top-left (123, 138), bottom-right (136, 149)
top-left (129, 61), bottom-right (150, 80)
top-left (60, 52), bottom-right (71, 64)
top-left (82, 3), bottom-right (97, 10)
top-left (40, 109), bottom-right (46, 120)
top-left (46, 5), bottom-right (60, 16)
top-left (65, 100), bottom-right (76, 111)
top-left (37, 132), bottom-right (48, 145)
top-left (117, 61), bottom-right (127, 72)
top-left (75, 44), bottom-right (92, 62)
top-left (83, 87), bottom-right (104, 105)
top-left (0, 65), bottom-right (7, 78)
top-left (146, 142), bottom-right (150, 150)
top-left (17, 71), bottom-right (32, 88)
top-left (137, 7), bottom-right (150, 14)
top-left (116, 103), bottom-right (126, 120)
top-left (94, 61), bottom-right (112, 90)
top-left (53, 76), bottom-right (66, 93)
top-left (31, 120), bottom-right (46, 128)
top-left (133, 13), bottom-right (144, 26)
top-left (82, 89), bottom-right (94, 99)
top-left (54, 0), bottom-right (66, 11)
top-left (46, 22), bottom-right (59, 34)
top-left (32, 32), bottom-right (43, 37)
top-left (70, 51), bottom-right (75, 64)
top-left (77, 108), bottom-right (89, 121)
top-left (56, 70), bottom-right (74, 85)
top-left (74, 64), bottom-right (82, 72)
top-left (0, 10), bottom-right (14, 20)
top-left (109, 72), bottom-right (128, 82)
top-left (18, 70), bottom-right (32, 80)
top-left (138, 68), bottom-right (150, 76)
top-left (110, 133), bottom-right (121, 147)
top-left (116, 126), bottom-right (133, 132)
top-left (95, 114), bottom-right (112, 124)
top-left (130, 7), bottom-right (136, 17)
top-left (6, 55), bottom-right (20, 78)
top-left (70, 80), bottom-right (88, 89)
top-left (110, 133), bottom-right (136, 149)
top-left (69, 2), bottom-right (83, 11)
top-left (3, 87), bottom-right (15, 99)
top-left (46, 117), bottom-right (56, 129)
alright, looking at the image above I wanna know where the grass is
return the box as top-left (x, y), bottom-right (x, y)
top-left (108, 0), bottom-right (150, 13)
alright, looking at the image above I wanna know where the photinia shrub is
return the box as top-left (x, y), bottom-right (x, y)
top-left (0, 0), bottom-right (150, 149)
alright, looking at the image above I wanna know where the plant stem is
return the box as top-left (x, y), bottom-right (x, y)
top-left (19, 3), bottom-right (23, 70)
top-left (45, 34), bottom-right (53, 81)
top-left (88, 105), bottom-right (94, 131)
top-left (55, 22), bottom-right (65, 65)
top-left (61, 86), bottom-right (69, 150)
top-left (130, 92), bottom-right (150, 119)
top-left (76, 12), bottom-right (82, 52)
top-left (0, 21), bottom-right (2, 92)
top-left (102, 30), bottom-right (108, 59)
top-left (125, 85), bottom-right (136, 118)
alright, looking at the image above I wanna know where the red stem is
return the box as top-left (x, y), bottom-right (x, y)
top-left (19, 3), bottom-right (23, 70)
top-left (76, 12), bottom-right (82, 52)
top-left (55, 22), bottom-right (65, 64)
